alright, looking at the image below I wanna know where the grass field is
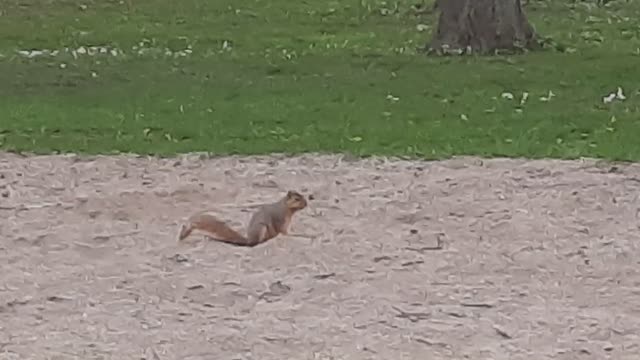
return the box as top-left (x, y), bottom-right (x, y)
top-left (1, 0), bottom-right (639, 159)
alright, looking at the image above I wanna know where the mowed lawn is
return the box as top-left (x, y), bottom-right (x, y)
top-left (0, 0), bottom-right (639, 159)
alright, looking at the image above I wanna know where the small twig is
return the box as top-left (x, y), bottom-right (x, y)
top-left (46, 295), bottom-right (71, 302)
top-left (445, 311), bottom-right (466, 318)
top-left (415, 337), bottom-right (436, 346)
top-left (415, 337), bottom-right (449, 348)
top-left (261, 336), bottom-right (288, 344)
top-left (0, 202), bottom-right (74, 211)
top-left (493, 325), bottom-right (512, 339)
top-left (6, 297), bottom-right (31, 307)
top-left (405, 246), bottom-right (441, 252)
top-left (401, 260), bottom-right (424, 266)
top-left (373, 255), bottom-right (393, 263)
top-left (391, 306), bottom-right (431, 322)
top-left (23, 202), bottom-right (64, 209)
top-left (93, 230), bottom-right (141, 241)
top-left (460, 302), bottom-right (494, 309)
top-left (313, 273), bottom-right (336, 280)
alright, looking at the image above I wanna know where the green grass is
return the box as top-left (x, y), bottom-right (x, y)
top-left (1, 0), bottom-right (640, 159)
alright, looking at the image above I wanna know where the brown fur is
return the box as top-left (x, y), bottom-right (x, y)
top-left (178, 190), bottom-right (308, 247)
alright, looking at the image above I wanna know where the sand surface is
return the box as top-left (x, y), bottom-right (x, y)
top-left (1, 152), bottom-right (639, 360)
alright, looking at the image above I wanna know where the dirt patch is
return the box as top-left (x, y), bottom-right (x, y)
top-left (1, 152), bottom-right (639, 359)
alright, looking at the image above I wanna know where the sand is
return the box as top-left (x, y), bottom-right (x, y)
top-left (0, 152), bottom-right (639, 360)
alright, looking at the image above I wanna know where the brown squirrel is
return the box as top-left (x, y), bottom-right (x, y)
top-left (177, 190), bottom-right (308, 246)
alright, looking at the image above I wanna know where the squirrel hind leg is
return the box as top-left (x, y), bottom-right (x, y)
top-left (178, 223), bottom-right (194, 241)
top-left (245, 224), bottom-right (274, 246)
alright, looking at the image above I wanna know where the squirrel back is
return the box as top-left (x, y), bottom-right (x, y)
top-left (178, 190), bottom-right (307, 247)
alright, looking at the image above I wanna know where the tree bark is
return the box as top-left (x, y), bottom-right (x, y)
top-left (428, 0), bottom-right (539, 55)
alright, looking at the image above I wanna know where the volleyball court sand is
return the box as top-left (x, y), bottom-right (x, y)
top-left (1, 152), bottom-right (639, 359)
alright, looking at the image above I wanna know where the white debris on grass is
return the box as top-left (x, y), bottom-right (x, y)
top-left (13, 44), bottom-right (197, 60)
top-left (539, 90), bottom-right (555, 102)
top-left (501, 91), bottom-right (555, 103)
top-left (602, 86), bottom-right (626, 104)
top-left (501, 92), bottom-right (514, 100)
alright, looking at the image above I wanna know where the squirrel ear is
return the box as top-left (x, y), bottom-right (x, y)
top-left (286, 191), bottom-right (294, 198)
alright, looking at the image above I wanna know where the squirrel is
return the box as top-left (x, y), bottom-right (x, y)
top-left (177, 190), bottom-right (308, 247)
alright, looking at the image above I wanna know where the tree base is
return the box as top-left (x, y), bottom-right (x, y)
top-left (427, 0), bottom-right (539, 56)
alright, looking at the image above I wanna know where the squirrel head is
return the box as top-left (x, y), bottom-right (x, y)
top-left (284, 190), bottom-right (307, 211)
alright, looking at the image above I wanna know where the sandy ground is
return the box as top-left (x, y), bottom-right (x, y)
top-left (1, 152), bottom-right (640, 360)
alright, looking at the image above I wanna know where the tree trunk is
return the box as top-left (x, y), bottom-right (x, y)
top-left (428, 0), bottom-right (539, 55)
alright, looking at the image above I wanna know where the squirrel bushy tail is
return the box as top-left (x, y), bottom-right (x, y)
top-left (177, 213), bottom-right (255, 246)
